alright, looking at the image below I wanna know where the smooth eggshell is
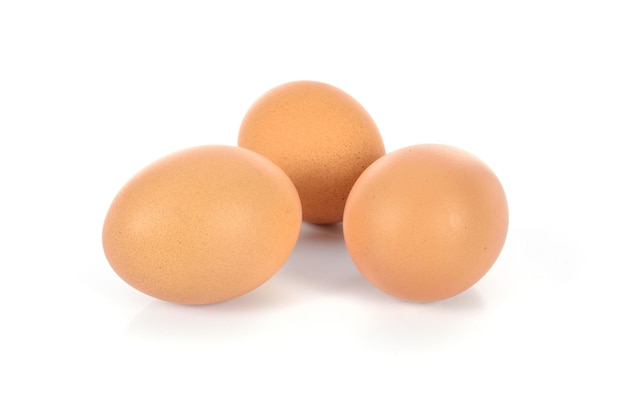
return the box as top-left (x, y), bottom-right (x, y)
top-left (238, 80), bottom-right (385, 224)
top-left (102, 145), bottom-right (302, 305)
top-left (343, 144), bottom-right (508, 302)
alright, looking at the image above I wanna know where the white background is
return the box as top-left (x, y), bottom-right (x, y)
top-left (1, 1), bottom-right (625, 415)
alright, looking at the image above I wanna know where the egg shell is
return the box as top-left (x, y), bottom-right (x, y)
top-left (343, 144), bottom-right (509, 302)
top-left (102, 145), bottom-right (302, 305)
top-left (238, 80), bottom-right (385, 224)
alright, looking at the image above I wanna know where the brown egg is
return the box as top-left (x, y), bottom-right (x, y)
top-left (343, 144), bottom-right (508, 302)
top-left (102, 145), bottom-right (301, 305)
top-left (238, 80), bottom-right (385, 224)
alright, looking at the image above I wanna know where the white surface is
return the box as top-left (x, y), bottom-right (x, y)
top-left (1, 1), bottom-right (625, 415)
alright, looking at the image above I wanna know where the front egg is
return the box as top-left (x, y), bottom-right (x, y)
top-left (102, 145), bottom-right (302, 305)
top-left (343, 144), bottom-right (508, 302)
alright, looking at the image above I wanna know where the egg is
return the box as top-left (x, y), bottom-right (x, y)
top-left (238, 80), bottom-right (385, 224)
top-left (343, 144), bottom-right (508, 302)
top-left (102, 145), bottom-right (302, 305)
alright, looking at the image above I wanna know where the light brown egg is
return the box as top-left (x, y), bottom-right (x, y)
top-left (238, 80), bottom-right (385, 224)
top-left (102, 145), bottom-right (301, 305)
top-left (343, 144), bottom-right (508, 302)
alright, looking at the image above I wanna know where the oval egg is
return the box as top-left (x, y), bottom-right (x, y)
top-left (238, 80), bottom-right (385, 224)
top-left (343, 144), bottom-right (508, 302)
top-left (102, 145), bottom-right (302, 305)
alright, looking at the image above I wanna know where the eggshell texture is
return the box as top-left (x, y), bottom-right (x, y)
top-left (102, 145), bottom-right (301, 305)
top-left (343, 144), bottom-right (508, 302)
top-left (238, 80), bottom-right (385, 224)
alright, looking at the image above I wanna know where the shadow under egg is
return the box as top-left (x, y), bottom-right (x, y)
top-left (123, 281), bottom-right (293, 343)
top-left (355, 287), bottom-right (490, 353)
top-left (278, 222), bottom-right (376, 298)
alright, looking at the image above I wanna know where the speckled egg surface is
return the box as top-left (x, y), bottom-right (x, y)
top-left (343, 144), bottom-right (509, 302)
top-left (102, 145), bottom-right (302, 305)
top-left (238, 80), bottom-right (385, 224)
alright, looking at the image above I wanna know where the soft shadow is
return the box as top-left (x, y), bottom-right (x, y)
top-left (278, 222), bottom-right (375, 298)
top-left (357, 288), bottom-right (489, 352)
top-left (124, 282), bottom-right (290, 342)
top-left (428, 287), bottom-right (487, 313)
